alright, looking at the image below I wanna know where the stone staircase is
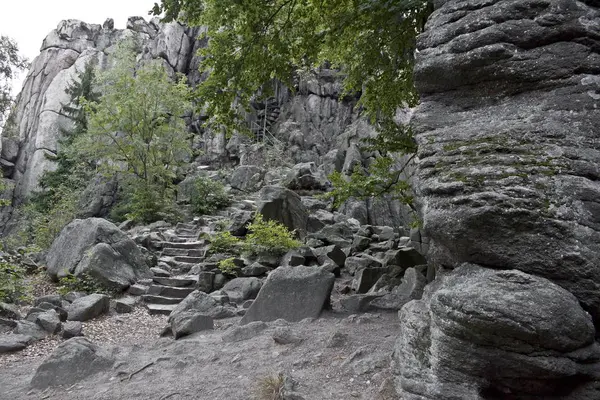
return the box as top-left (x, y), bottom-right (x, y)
top-left (131, 196), bottom-right (260, 316)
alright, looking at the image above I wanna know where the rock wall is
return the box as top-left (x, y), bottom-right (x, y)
top-left (394, 1), bottom-right (600, 398)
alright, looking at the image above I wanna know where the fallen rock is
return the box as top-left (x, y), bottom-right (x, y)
top-left (272, 327), bottom-right (303, 345)
top-left (35, 309), bottom-right (62, 334)
top-left (0, 334), bottom-right (32, 353)
top-left (171, 311), bottom-right (214, 339)
top-left (13, 320), bottom-right (47, 341)
top-left (169, 290), bottom-right (233, 321)
top-left (34, 295), bottom-right (62, 308)
top-left (222, 277), bottom-right (263, 304)
top-left (67, 294), bottom-right (110, 322)
top-left (370, 267), bottom-right (426, 310)
top-left (282, 162), bottom-right (330, 191)
top-left (0, 302), bottom-right (21, 320)
top-left (46, 218), bottom-right (152, 290)
top-left (30, 337), bottom-right (114, 389)
top-left (222, 321), bottom-right (268, 343)
top-left (61, 321), bottom-right (83, 339)
top-left (257, 186), bottom-right (309, 239)
top-left (353, 267), bottom-right (387, 293)
top-left (241, 266), bottom-right (335, 324)
top-left (115, 296), bottom-right (136, 313)
top-left (242, 262), bottom-right (271, 277)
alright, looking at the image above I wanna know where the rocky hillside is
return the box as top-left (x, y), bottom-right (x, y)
top-left (1, 1), bottom-right (600, 399)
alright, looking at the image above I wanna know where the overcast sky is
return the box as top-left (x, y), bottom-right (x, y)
top-left (1, 0), bottom-right (157, 94)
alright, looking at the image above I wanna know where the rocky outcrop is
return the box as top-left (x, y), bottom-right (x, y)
top-left (395, 1), bottom-right (600, 398)
top-left (0, 17), bottom-right (202, 207)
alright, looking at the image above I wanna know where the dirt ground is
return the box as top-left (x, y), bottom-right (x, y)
top-left (0, 308), bottom-right (401, 400)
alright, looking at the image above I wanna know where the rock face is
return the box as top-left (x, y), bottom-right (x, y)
top-left (46, 218), bottom-right (151, 289)
top-left (0, 17), bottom-right (203, 222)
top-left (30, 337), bottom-right (114, 389)
top-left (396, 1), bottom-right (600, 398)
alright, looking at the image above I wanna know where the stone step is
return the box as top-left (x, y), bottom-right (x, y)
top-left (147, 285), bottom-right (195, 299)
top-left (128, 284), bottom-right (149, 296)
top-left (160, 241), bottom-right (205, 249)
top-left (174, 256), bottom-right (204, 264)
top-left (176, 222), bottom-right (197, 230)
top-left (142, 295), bottom-right (182, 305)
top-left (146, 303), bottom-right (177, 316)
top-left (163, 260), bottom-right (196, 274)
top-left (187, 249), bottom-right (205, 258)
top-left (161, 248), bottom-right (191, 257)
top-left (153, 276), bottom-right (198, 287)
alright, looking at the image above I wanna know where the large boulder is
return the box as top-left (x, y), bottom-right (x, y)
top-left (230, 165), bottom-right (264, 192)
top-left (46, 218), bottom-right (152, 290)
top-left (241, 266), bottom-right (335, 324)
top-left (257, 186), bottom-right (309, 239)
top-left (30, 337), bottom-right (114, 389)
top-left (394, 265), bottom-right (600, 399)
top-left (168, 290), bottom-right (234, 321)
top-left (395, 1), bottom-right (600, 398)
top-left (66, 294), bottom-right (110, 322)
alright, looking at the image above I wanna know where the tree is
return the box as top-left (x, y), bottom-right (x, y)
top-left (0, 35), bottom-right (29, 130)
top-left (151, 0), bottom-right (432, 210)
top-left (79, 39), bottom-right (193, 222)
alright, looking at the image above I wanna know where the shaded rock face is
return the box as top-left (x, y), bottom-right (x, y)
top-left (396, 1), bottom-right (600, 398)
top-left (413, 0), bottom-right (600, 323)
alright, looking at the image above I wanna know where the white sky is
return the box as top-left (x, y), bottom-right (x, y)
top-left (1, 0), bottom-right (157, 94)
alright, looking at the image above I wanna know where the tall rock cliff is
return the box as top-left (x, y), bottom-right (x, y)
top-left (394, 1), bottom-right (600, 398)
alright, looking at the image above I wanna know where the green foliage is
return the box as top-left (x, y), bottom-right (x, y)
top-left (208, 231), bottom-right (242, 255)
top-left (0, 260), bottom-right (29, 303)
top-left (153, 0), bottom-right (431, 132)
top-left (189, 176), bottom-right (230, 215)
top-left (152, 0), bottom-right (432, 208)
top-left (0, 35), bottom-right (29, 129)
top-left (56, 273), bottom-right (114, 296)
top-left (244, 214), bottom-right (301, 256)
top-left (217, 257), bottom-right (239, 277)
top-left (77, 38), bottom-right (193, 223)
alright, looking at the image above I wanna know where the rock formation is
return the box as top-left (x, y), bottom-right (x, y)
top-left (394, 1), bottom-right (600, 398)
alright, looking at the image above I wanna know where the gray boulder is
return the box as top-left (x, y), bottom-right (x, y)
top-left (61, 321), bottom-right (83, 339)
top-left (67, 294), bottom-right (110, 322)
top-left (222, 321), bottom-right (268, 343)
top-left (241, 266), bottom-right (335, 324)
top-left (230, 165), bottom-right (264, 192)
top-left (222, 277), bottom-right (263, 304)
top-left (13, 320), bottom-right (47, 341)
top-left (394, 264), bottom-right (600, 399)
top-left (0, 302), bottom-right (21, 319)
top-left (169, 290), bottom-right (233, 321)
top-left (170, 312), bottom-right (214, 339)
top-left (370, 267), bottom-right (426, 310)
top-left (35, 309), bottom-right (62, 334)
top-left (46, 218), bottom-right (152, 290)
top-left (257, 186), bottom-right (308, 239)
top-left (0, 334), bottom-right (32, 353)
top-left (31, 337), bottom-right (114, 389)
top-left (282, 162), bottom-right (330, 191)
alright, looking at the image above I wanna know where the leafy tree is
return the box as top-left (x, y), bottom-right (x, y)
top-left (0, 35), bottom-right (29, 130)
top-left (79, 39), bottom-right (193, 223)
top-left (151, 0), bottom-right (432, 210)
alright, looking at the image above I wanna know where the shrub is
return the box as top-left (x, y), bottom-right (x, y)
top-left (190, 176), bottom-right (230, 215)
top-left (244, 214), bottom-right (301, 256)
top-left (57, 273), bottom-right (115, 296)
top-left (0, 261), bottom-right (29, 303)
top-left (254, 373), bottom-right (285, 400)
top-left (208, 231), bottom-right (242, 255)
top-left (218, 257), bottom-right (239, 277)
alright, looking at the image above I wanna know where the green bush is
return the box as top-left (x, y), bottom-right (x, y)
top-left (218, 257), bottom-right (239, 277)
top-left (57, 273), bottom-right (116, 296)
top-left (190, 176), bottom-right (230, 215)
top-left (0, 261), bottom-right (29, 303)
top-left (243, 214), bottom-right (301, 256)
top-left (208, 231), bottom-right (242, 255)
